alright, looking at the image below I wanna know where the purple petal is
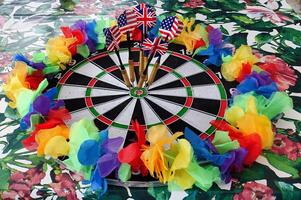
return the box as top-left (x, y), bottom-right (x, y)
top-left (33, 95), bottom-right (51, 115)
top-left (103, 137), bottom-right (124, 153)
top-left (97, 153), bottom-right (120, 177)
top-left (72, 20), bottom-right (86, 31)
top-left (209, 28), bottom-right (222, 46)
top-left (86, 39), bottom-right (96, 53)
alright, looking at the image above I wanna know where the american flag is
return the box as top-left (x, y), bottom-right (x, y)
top-left (142, 37), bottom-right (168, 58)
top-left (159, 16), bottom-right (183, 41)
top-left (117, 10), bottom-right (137, 34)
top-left (134, 3), bottom-right (156, 34)
top-left (103, 26), bottom-right (122, 51)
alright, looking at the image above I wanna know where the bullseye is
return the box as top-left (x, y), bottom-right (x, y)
top-left (130, 87), bottom-right (148, 98)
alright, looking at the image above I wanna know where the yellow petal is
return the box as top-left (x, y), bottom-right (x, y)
top-left (147, 125), bottom-right (169, 145)
top-left (236, 113), bottom-right (274, 149)
top-left (172, 169), bottom-right (195, 190)
top-left (225, 106), bottom-right (245, 126)
top-left (35, 125), bottom-right (70, 156)
top-left (44, 135), bottom-right (70, 158)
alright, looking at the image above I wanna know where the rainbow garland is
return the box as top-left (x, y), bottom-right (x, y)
top-left (1, 4), bottom-right (297, 195)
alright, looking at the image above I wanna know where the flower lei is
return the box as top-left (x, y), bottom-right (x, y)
top-left (1, 8), bottom-right (297, 196)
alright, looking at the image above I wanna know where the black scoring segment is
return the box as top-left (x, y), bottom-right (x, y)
top-left (144, 97), bottom-right (173, 120)
top-left (92, 54), bottom-right (116, 69)
top-left (63, 98), bottom-right (87, 112)
top-left (65, 73), bottom-right (92, 86)
top-left (102, 98), bottom-right (132, 121)
top-left (149, 94), bottom-right (186, 106)
top-left (191, 98), bottom-right (220, 116)
top-left (131, 99), bottom-right (146, 126)
top-left (93, 118), bottom-right (109, 130)
top-left (186, 73), bottom-right (215, 86)
top-left (161, 54), bottom-right (187, 69)
top-left (93, 80), bottom-right (128, 90)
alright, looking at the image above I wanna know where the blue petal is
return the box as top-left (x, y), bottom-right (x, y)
top-left (78, 140), bottom-right (101, 165)
top-left (91, 165), bottom-right (108, 195)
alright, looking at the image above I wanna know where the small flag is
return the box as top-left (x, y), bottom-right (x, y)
top-left (104, 26), bottom-right (122, 51)
top-left (159, 16), bottom-right (183, 41)
top-left (118, 10), bottom-right (138, 34)
top-left (134, 3), bottom-right (156, 34)
top-left (142, 37), bottom-right (168, 58)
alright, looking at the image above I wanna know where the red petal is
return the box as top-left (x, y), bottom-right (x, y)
top-left (25, 70), bottom-right (45, 90)
top-left (72, 29), bottom-right (85, 44)
top-left (236, 62), bottom-right (252, 82)
top-left (132, 120), bottom-right (146, 146)
top-left (194, 38), bottom-right (206, 49)
top-left (118, 142), bottom-right (141, 164)
top-left (48, 108), bottom-right (71, 121)
top-left (210, 120), bottom-right (262, 165)
top-left (61, 27), bottom-right (73, 38)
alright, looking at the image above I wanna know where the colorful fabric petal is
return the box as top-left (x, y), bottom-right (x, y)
top-left (78, 140), bottom-right (101, 166)
top-left (64, 119), bottom-right (99, 179)
top-left (44, 135), bottom-right (70, 159)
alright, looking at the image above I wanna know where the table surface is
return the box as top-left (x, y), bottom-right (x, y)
top-left (1, 0), bottom-right (301, 199)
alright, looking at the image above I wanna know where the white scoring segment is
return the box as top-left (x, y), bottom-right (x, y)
top-left (174, 61), bottom-right (205, 77)
top-left (90, 88), bottom-right (128, 97)
top-left (148, 87), bottom-right (187, 97)
top-left (181, 109), bottom-right (216, 132)
top-left (113, 99), bottom-right (137, 125)
top-left (97, 73), bottom-right (128, 90)
top-left (58, 85), bottom-right (86, 99)
top-left (148, 73), bottom-right (178, 90)
top-left (93, 96), bottom-right (130, 114)
top-left (75, 61), bottom-right (103, 78)
top-left (192, 85), bottom-right (221, 100)
top-left (146, 95), bottom-right (183, 114)
top-left (140, 99), bottom-right (162, 125)
top-left (79, 61), bottom-right (128, 90)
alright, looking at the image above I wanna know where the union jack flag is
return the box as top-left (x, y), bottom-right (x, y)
top-left (142, 37), bottom-right (168, 58)
top-left (159, 16), bottom-right (183, 41)
top-left (134, 3), bottom-right (156, 34)
top-left (117, 10), bottom-right (137, 34)
top-left (103, 26), bottom-right (122, 51)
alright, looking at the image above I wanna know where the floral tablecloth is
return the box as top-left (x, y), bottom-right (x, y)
top-left (1, 0), bottom-right (301, 199)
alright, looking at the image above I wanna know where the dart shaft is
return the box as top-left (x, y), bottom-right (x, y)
top-left (147, 57), bottom-right (161, 86)
top-left (115, 48), bottom-right (132, 88)
top-left (121, 69), bottom-right (132, 88)
top-left (139, 50), bottom-right (144, 74)
top-left (137, 73), bottom-right (147, 88)
top-left (127, 32), bottom-right (135, 82)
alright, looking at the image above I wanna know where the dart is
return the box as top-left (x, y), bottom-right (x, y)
top-left (143, 16), bottom-right (184, 88)
top-left (117, 10), bottom-right (138, 83)
top-left (134, 3), bottom-right (156, 75)
top-left (104, 26), bottom-right (132, 88)
top-left (146, 56), bottom-right (161, 87)
top-left (138, 37), bottom-right (168, 88)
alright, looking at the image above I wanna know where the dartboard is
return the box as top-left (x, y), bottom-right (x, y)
top-left (48, 43), bottom-right (230, 149)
